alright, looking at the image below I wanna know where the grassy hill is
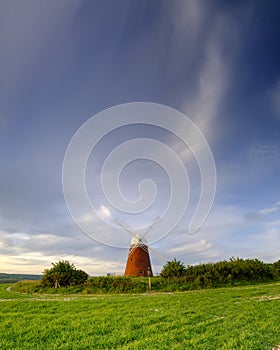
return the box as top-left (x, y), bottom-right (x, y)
top-left (0, 273), bottom-right (41, 284)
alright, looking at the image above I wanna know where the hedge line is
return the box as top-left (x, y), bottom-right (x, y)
top-left (10, 258), bottom-right (280, 294)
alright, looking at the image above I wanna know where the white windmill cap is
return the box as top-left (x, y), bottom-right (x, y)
top-left (130, 235), bottom-right (147, 246)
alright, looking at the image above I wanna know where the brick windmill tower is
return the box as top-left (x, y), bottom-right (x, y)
top-left (125, 235), bottom-right (152, 276)
top-left (116, 218), bottom-right (160, 277)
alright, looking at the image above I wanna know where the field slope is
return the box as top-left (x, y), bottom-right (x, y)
top-left (0, 282), bottom-right (279, 349)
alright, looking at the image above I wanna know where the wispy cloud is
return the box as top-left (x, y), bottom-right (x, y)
top-left (258, 203), bottom-right (280, 217)
top-left (170, 239), bottom-right (213, 254)
top-left (246, 202), bottom-right (280, 220)
top-left (178, 3), bottom-right (246, 141)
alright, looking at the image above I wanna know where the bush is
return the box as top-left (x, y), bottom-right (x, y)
top-left (86, 276), bottom-right (147, 294)
top-left (41, 260), bottom-right (88, 288)
top-left (182, 258), bottom-right (279, 288)
top-left (160, 258), bottom-right (186, 278)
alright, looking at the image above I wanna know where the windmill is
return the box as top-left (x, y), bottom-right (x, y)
top-left (115, 217), bottom-right (160, 277)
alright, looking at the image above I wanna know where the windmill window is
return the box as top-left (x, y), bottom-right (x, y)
top-left (139, 270), bottom-right (143, 274)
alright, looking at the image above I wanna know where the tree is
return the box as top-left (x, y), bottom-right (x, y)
top-left (160, 258), bottom-right (186, 278)
top-left (42, 260), bottom-right (88, 288)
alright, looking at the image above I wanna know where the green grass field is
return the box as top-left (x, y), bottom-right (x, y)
top-left (0, 282), bottom-right (279, 349)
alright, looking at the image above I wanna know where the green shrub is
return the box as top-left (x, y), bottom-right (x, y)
top-left (86, 276), bottom-right (147, 294)
top-left (160, 258), bottom-right (186, 277)
top-left (42, 260), bottom-right (88, 288)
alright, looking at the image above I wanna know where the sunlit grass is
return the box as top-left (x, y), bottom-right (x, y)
top-left (0, 283), bottom-right (279, 349)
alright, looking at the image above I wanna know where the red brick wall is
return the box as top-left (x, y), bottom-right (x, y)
top-left (124, 245), bottom-right (153, 277)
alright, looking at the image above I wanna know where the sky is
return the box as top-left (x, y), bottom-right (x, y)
top-left (1, 0), bottom-right (280, 275)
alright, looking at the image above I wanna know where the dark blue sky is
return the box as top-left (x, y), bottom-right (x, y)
top-left (1, 0), bottom-right (280, 274)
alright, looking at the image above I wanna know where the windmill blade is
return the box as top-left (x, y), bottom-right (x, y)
top-left (115, 218), bottom-right (138, 239)
top-left (142, 216), bottom-right (160, 240)
top-left (127, 244), bottom-right (138, 258)
top-left (116, 249), bottom-right (129, 273)
top-left (146, 244), bottom-right (166, 265)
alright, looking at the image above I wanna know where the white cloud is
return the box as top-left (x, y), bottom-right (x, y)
top-left (79, 213), bottom-right (95, 224)
top-left (0, 251), bottom-right (124, 276)
top-left (0, 227), bottom-right (127, 275)
top-left (78, 206), bottom-right (111, 229)
top-left (98, 205), bottom-right (111, 218)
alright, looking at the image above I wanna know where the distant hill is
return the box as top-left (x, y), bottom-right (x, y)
top-left (0, 273), bottom-right (42, 284)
